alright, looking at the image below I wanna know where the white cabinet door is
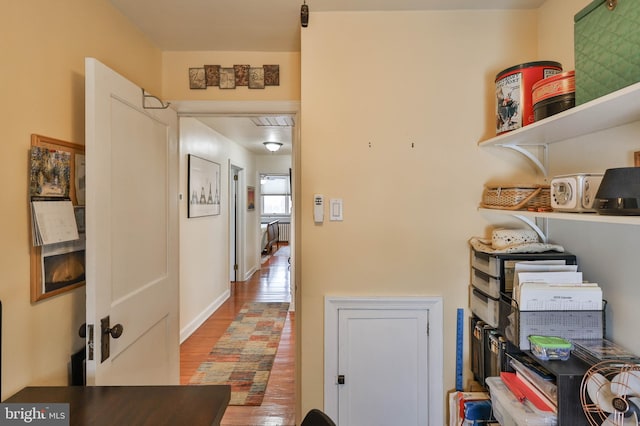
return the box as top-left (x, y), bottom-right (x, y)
top-left (337, 308), bottom-right (429, 426)
top-left (85, 58), bottom-right (179, 385)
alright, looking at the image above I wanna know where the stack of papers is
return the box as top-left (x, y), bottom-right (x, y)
top-left (513, 262), bottom-right (602, 311)
top-left (31, 200), bottom-right (79, 246)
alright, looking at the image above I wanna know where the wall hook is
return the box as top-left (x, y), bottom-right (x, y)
top-left (142, 88), bottom-right (171, 109)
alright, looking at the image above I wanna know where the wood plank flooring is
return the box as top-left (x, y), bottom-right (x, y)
top-left (180, 244), bottom-right (295, 426)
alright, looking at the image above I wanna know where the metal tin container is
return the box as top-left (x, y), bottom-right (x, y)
top-left (533, 70), bottom-right (575, 121)
top-left (495, 61), bottom-right (562, 134)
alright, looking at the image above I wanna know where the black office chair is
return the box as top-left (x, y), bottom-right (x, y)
top-left (301, 408), bottom-right (336, 426)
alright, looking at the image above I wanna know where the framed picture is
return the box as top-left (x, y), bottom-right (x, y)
top-left (188, 154), bottom-right (221, 218)
top-left (189, 68), bottom-right (206, 89)
top-left (264, 65), bottom-right (280, 86)
top-left (234, 64), bottom-right (250, 86)
top-left (219, 68), bottom-right (236, 89)
top-left (247, 186), bottom-right (256, 211)
top-left (249, 67), bottom-right (265, 89)
top-left (204, 64), bottom-right (220, 86)
top-left (30, 146), bottom-right (72, 198)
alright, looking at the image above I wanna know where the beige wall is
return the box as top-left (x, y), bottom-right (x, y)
top-left (162, 51), bottom-right (300, 101)
top-left (178, 117), bottom-right (259, 340)
top-left (0, 0), bottom-right (162, 398)
top-left (299, 9), bottom-right (542, 415)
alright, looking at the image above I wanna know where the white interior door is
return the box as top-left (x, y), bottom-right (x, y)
top-left (85, 58), bottom-right (179, 385)
top-left (337, 308), bottom-right (429, 426)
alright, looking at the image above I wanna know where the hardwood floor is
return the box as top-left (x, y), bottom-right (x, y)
top-left (180, 244), bottom-right (295, 426)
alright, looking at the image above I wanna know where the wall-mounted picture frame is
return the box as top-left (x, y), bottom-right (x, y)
top-left (188, 154), bottom-right (221, 218)
top-left (247, 186), bottom-right (256, 211)
top-left (204, 64), bottom-right (220, 86)
top-left (189, 68), bottom-right (206, 89)
top-left (264, 65), bottom-right (280, 86)
top-left (234, 64), bottom-right (250, 86)
top-left (249, 67), bottom-right (265, 89)
top-left (29, 134), bottom-right (86, 302)
top-left (219, 68), bottom-right (236, 89)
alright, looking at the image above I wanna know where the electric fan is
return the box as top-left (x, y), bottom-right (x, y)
top-left (580, 360), bottom-right (640, 426)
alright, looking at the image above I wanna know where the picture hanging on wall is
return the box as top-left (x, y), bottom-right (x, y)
top-left (249, 67), bottom-right (265, 89)
top-left (204, 64), bottom-right (220, 86)
top-left (188, 154), bottom-right (221, 218)
top-left (189, 64), bottom-right (279, 89)
top-left (30, 146), bottom-right (72, 198)
top-left (234, 64), bottom-right (250, 86)
top-left (219, 68), bottom-right (236, 89)
top-left (264, 65), bottom-right (280, 86)
top-left (247, 186), bottom-right (256, 211)
top-left (189, 68), bottom-right (206, 89)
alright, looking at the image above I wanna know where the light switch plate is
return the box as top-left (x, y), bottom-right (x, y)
top-left (330, 198), bottom-right (343, 221)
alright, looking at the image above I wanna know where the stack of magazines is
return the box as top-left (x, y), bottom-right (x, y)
top-left (571, 338), bottom-right (640, 365)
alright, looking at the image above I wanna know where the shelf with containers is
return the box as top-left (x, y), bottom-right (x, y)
top-left (479, 81), bottom-right (640, 236)
top-left (474, 74), bottom-right (640, 426)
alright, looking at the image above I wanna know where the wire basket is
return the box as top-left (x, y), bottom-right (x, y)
top-left (480, 185), bottom-right (551, 211)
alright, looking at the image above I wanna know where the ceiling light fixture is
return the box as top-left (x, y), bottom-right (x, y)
top-left (263, 142), bottom-right (283, 152)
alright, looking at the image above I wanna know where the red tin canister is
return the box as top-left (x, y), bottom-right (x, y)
top-left (495, 61), bottom-right (562, 134)
top-left (532, 70), bottom-right (575, 122)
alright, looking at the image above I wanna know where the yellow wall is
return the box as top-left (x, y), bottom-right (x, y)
top-left (297, 0), bottom-right (592, 418)
top-left (299, 9), bottom-right (542, 415)
top-left (162, 51), bottom-right (300, 101)
top-left (0, 0), bottom-right (161, 398)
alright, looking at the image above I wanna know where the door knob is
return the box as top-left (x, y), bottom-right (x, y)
top-left (106, 323), bottom-right (124, 339)
top-left (100, 316), bottom-right (124, 362)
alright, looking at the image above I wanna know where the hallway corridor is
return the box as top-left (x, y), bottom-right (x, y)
top-left (180, 245), bottom-right (295, 426)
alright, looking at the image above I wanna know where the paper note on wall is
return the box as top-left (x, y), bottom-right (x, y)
top-left (31, 200), bottom-right (79, 246)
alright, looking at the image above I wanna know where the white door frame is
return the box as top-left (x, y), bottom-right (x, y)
top-left (229, 164), bottom-right (244, 282)
top-left (324, 296), bottom-right (444, 425)
top-left (173, 100), bottom-right (299, 301)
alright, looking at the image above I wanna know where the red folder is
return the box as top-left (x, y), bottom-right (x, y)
top-left (500, 372), bottom-right (555, 412)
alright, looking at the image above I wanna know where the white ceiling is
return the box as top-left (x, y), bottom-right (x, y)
top-left (109, 0), bottom-right (546, 52)
top-left (197, 115), bottom-right (295, 155)
top-left (110, 0), bottom-right (545, 154)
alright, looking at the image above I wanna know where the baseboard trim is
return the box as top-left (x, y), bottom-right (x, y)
top-left (180, 289), bottom-right (230, 343)
top-left (244, 265), bottom-right (259, 281)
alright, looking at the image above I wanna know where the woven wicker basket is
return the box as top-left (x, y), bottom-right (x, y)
top-left (481, 185), bottom-right (551, 211)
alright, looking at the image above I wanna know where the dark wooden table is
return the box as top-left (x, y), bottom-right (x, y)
top-left (4, 385), bottom-right (231, 426)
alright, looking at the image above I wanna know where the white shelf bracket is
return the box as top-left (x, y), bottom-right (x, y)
top-left (512, 214), bottom-right (548, 243)
top-left (500, 143), bottom-right (548, 177)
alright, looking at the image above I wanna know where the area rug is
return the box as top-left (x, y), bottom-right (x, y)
top-left (189, 302), bottom-right (290, 406)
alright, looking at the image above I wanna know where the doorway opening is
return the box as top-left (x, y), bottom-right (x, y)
top-left (175, 100), bottom-right (299, 424)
